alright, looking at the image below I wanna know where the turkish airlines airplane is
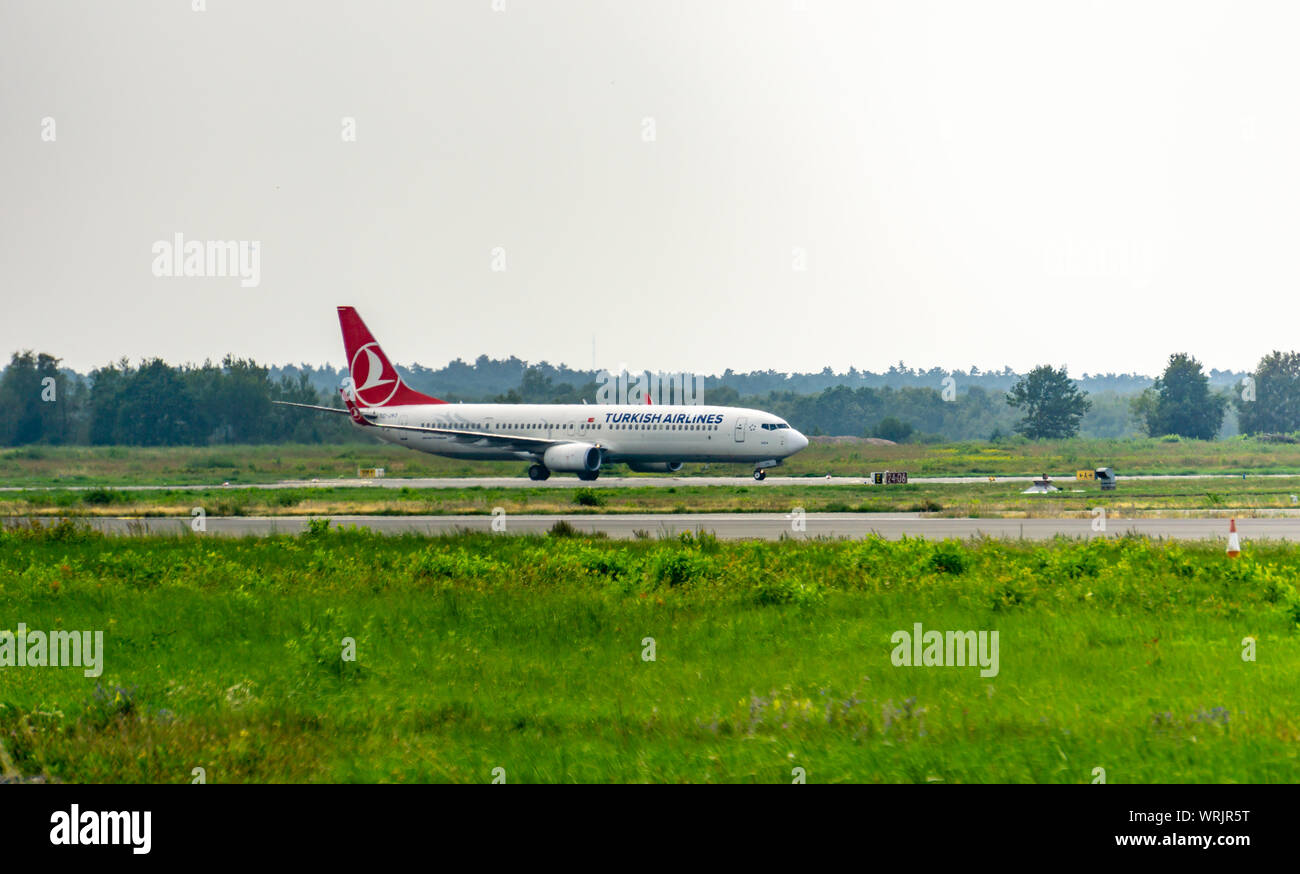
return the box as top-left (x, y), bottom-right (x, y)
top-left (278, 307), bottom-right (809, 481)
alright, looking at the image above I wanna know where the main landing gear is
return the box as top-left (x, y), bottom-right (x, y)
top-left (528, 464), bottom-right (551, 481)
top-left (577, 470), bottom-right (600, 481)
top-left (753, 469), bottom-right (767, 481)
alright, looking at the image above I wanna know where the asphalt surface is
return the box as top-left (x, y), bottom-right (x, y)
top-left (33, 514), bottom-right (1291, 541)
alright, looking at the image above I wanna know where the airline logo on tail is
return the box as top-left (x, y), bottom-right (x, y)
top-left (337, 306), bottom-right (445, 407)
top-left (350, 343), bottom-right (399, 406)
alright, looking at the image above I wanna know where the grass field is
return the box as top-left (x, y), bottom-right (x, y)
top-left (9, 477), bottom-right (1300, 519)
top-left (9, 436), bottom-right (1300, 487)
top-left (1, 522), bottom-right (1297, 783)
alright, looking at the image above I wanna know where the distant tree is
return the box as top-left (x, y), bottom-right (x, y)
top-left (205, 356), bottom-right (273, 442)
top-left (704, 384), bottom-right (740, 406)
top-left (1006, 365), bottom-right (1090, 439)
top-left (267, 371), bottom-right (357, 443)
top-left (0, 351), bottom-right (68, 445)
top-left (1237, 350), bottom-right (1300, 435)
top-left (1129, 388), bottom-right (1158, 435)
top-left (493, 367), bottom-right (594, 404)
top-left (90, 359), bottom-right (200, 446)
top-left (872, 416), bottom-right (914, 443)
top-left (1132, 353), bottom-right (1226, 439)
top-left (1081, 390), bottom-right (1144, 439)
top-left (4, 352), bottom-right (46, 445)
top-left (88, 359), bottom-right (130, 445)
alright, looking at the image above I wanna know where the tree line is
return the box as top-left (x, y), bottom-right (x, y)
top-left (0, 348), bottom-right (1288, 447)
top-left (1002, 353), bottom-right (1266, 441)
top-left (0, 353), bottom-right (353, 446)
top-left (271, 356), bottom-right (1249, 402)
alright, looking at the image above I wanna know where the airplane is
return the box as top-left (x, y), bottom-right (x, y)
top-left (276, 307), bottom-right (809, 481)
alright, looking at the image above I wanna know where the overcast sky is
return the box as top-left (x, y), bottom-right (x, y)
top-left (2, 1), bottom-right (1297, 378)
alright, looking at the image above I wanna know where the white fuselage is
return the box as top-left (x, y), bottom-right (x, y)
top-left (363, 403), bottom-right (808, 465)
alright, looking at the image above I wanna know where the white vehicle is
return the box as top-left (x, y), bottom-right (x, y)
top-left (278, 307), bottom-right (809, 481)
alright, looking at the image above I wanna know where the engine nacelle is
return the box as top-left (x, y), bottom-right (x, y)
top-left (626, 461), bottom-right (684, 473)
top-left (542, 443), bottom-right (602, 473)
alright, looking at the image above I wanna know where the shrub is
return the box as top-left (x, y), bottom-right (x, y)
top-left (926, 542), bottom-right (969, 575)
top-left (652, 551), bottom-right (713, 586)
top-left (302, 517), bottom-right (332, 538)
top-left (549, 519), bottom-right (579, 538)
top-left (753, 576), bottom-right (825, 606)
top-left (1, 517), bottom-right (100, 543)
top-left (578, 546), bottom-right (636, 579)
top-left (81, 487), bottom-right (117, 506)
top-left (411, 547), bottom-right (500, 580)
top-left (573, 488), bottom-right (604, 507)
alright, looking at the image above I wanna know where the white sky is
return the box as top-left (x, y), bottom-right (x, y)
top-left (2, 1), bottom-right (1297, 376)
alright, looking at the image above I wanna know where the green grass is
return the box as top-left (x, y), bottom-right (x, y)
top-left (1, 522), bottom-right (1296, 783)
top-left (8, 435), bottom-right (1300, 487)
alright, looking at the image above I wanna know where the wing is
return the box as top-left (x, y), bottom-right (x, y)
top-left (274, 401), bottom-right (350, 415)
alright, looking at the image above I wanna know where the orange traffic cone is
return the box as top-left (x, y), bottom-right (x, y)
top-left (1226, 518), bottom-right (1241, 559)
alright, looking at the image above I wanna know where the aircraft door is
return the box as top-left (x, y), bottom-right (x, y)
top-left (734, 416), bottom-right (746, 443)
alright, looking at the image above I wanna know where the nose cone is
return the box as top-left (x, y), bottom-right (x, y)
top-left (790, 429), bottom-right (809, 453)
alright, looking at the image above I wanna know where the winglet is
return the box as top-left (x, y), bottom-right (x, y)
top-left (340, 386), bottom-right (372, 426)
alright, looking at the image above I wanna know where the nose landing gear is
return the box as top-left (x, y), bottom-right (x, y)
top-left (753, 469), bottom-right (767, 481)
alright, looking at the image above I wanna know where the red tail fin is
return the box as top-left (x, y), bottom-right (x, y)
top-left (337, 306), bottom-right (445, 407)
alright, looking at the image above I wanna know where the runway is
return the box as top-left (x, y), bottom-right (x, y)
top-left (3, 472), bottom-right (1294, 492)
top-left (38, 514), bottom-right (1296, 541)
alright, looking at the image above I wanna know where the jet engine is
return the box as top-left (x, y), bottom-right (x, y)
top-left (542, 443), bottom-right (602, 473)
